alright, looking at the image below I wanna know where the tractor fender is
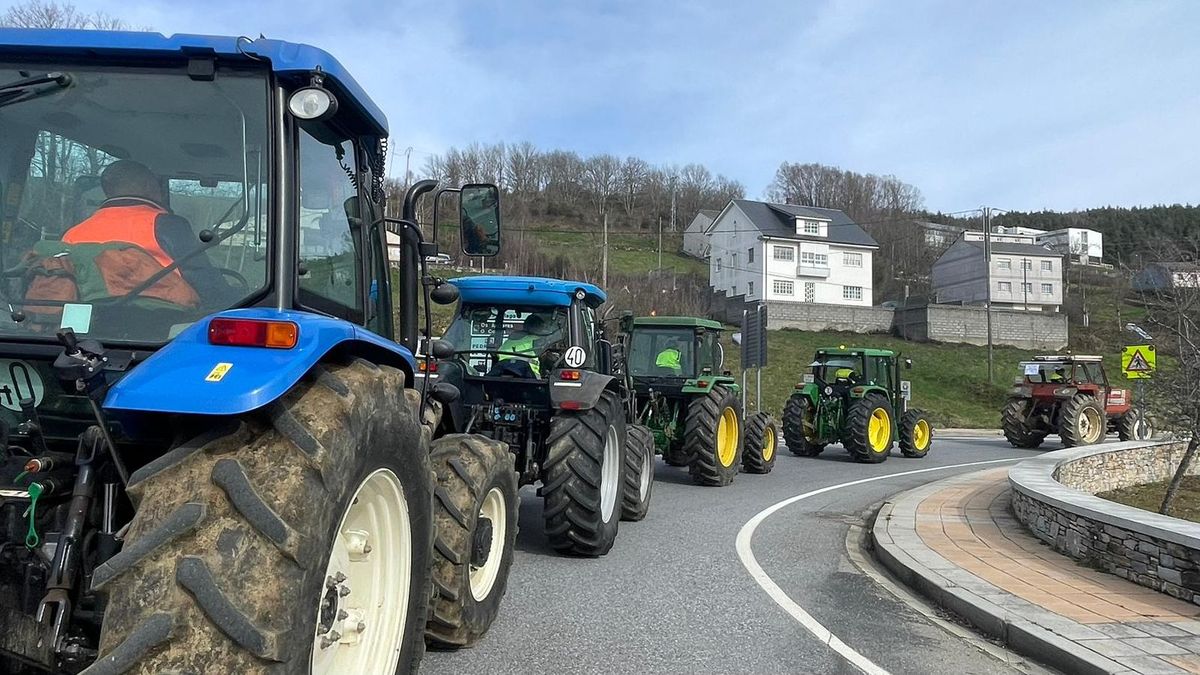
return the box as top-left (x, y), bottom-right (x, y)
top-left (104, 308), bottom-right (416, 416)
top-left (550, 369), bottom-right (616, 412)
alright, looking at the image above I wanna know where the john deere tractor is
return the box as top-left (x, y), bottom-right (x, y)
top-left (782, 347), bottom-right (932, 463)
top-left (621, 315), bottom-right (777, 486)
top-left (0, 29), bottom-right (515, 673)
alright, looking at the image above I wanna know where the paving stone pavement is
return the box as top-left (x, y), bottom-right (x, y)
top-left (874, 468), bottom-right (1200, 674)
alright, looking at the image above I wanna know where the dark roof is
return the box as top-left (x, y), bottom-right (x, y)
top-left (727, 200), bottom-right (878, 248)
top-left (961, 239), bottom-right (1060, 257)
top-left (698, 209), bottom-right (721, 218)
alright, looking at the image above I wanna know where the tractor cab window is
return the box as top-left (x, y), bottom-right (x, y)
top-left (0, 61), bottom-right (271, 344)
top-left (814, 356), bottom-right (862, 384)
top-left (872, 356), bottom-right (893, 389)
top-left (1074, 363), bottom-right (1103, 385)
top-left (629, 328), bottom-right (695, 378)
top-left (443, 304), bottom-right (568, 375)
top-left (297, 131), bottom-right (363, 322)
top-left (1024, 362), bottom-right (1069, 383)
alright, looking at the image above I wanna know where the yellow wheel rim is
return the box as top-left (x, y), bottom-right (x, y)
top-left (868, 408), bottom-right (891, 452)
top-left (913, 419), bottom-right (930, 450)
top-left (717, 407), bottom-right (738, 467)
top-left (762, 426), bottom-right (776, 462)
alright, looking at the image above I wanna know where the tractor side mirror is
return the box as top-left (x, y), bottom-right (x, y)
top-left (429, 338), bottom-right (455, 359)
top-left (460, 184), bottom-right (501, 257)
top-left (597, 339), bottom-right (614, 375)
top-left (430, 281), bottom-right (460, 305)
top-left (715, 342), bottom-right (725, 370)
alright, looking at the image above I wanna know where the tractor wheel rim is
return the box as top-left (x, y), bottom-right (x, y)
top-left (717, 408), bottom-right (738, 467)
top-left (1080, 407), bottom-right (1103, 443)
top-left (470, 487), bottom-right (506, 602)
top-left (913, 419), bottom-right (930, 450)
top-left (762, 426), bottom-right (776, 462)
top-left (869, 408), bottom-right (891, 452)
top-left (600, 425), bottom-right (620, 524)
top-left (638, 443), bottom-right (653, 501)
top-left (312, 469), bottom-right (410, 675)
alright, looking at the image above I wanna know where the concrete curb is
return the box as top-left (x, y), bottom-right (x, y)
top-left (871, 473), bottom-right (1133, 675)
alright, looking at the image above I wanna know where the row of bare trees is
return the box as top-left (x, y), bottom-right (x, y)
top-left (1, 0), bottom-right (136, 29)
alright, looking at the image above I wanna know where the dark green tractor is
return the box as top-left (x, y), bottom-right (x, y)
top-left (620, 315), bottom-right (777, 486)
top-left (781, 347), bottom-right (932, 463)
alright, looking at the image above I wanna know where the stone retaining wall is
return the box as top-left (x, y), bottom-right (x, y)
top-left (1009, 441), bottom-right (1200, 606)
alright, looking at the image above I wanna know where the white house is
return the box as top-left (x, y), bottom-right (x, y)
top-left (932, 232), bottom-right (1064, 311)
top-left (1034, 228), bottom-right (1104, 264)
top-left (916, 220), bottom-right (966, 248)
top-left (681, 209), bottom-right (720, 259)
top-left (707, 199), bottom-right (878, 306)
top-left (1132, 262), bottom-right (1200, 291)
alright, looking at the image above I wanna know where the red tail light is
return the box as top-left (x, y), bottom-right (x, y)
top-left (209, 318), bottom-right (299, 349)
top-left (560, 370), bottom-right (581, 380)
top-left (560, 401), bottom-right (582, 410)
top-left (696, 380), bottom-right (709, 388)
top-left (419, 361), bottom-right (439, 373)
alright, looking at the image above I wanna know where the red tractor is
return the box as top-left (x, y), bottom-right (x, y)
top-left (1002, 355), bottom-right (1152, 448)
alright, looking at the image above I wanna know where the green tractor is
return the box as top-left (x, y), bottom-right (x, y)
top-left (781, 347), bottom-right (932, 463)
top-left (620, 315), bottom-right (777, 486)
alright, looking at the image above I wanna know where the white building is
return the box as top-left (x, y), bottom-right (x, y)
top-left (932, 232), bottom-right (1064, 311)
top-left (681, 209), bottom-right (720, 259)
top-left (1034, 228), bottom-right (1104, 264)
top-left (708, 199), bottom-right (878, 306)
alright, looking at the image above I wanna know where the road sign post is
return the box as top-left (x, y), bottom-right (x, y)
top-left (740, 304), bottom-right (769, 412)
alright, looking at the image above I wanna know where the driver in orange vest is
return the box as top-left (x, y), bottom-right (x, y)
top-left (62, 159), bottom-right (230, 302)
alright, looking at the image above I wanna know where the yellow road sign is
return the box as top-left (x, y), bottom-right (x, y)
top-left (1122, 344), bottom-right (1155, 379)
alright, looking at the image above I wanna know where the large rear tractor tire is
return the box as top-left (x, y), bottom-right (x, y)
top-left (1059, 395), bottom-right (1106, 447)
top-left (843, 393), bottom-right (894, 463)
top-left (543, 390), bottom-right (627, 556)
top-left (685, 385), bottom-right (742, 486)
top-left (1002, 398), bottom-right (1047, 449)
top-left (621, 425), bottom-right (655, 521)
top-left (782, 395), bottom-right (825, 457)
top-left (742, 412), bottom-right (778, 474)
top-left (899, 410), bottom-right (933, 458)
top-left (426, 435), bottom-right (518, 649)
top-left (87, 359), bottom-right (433, 675)
top-left (1117, 408), bottom-right (1153, 442)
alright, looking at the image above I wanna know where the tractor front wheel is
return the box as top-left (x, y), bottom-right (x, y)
top-left (90, 359), bottom-right (433, 675)
top-left (426, 434), bottom-right (518, 649)
top-left (899, 410), bottom-right (933, 458)
top-left (1059, 395), bottom-right (1106, 447)
top-left (782, 395), bottom-right (825, 457)
top-left (621, 424), bottom-right (655, 521)
top-left (1002, 398), bottom-right (1047, 449)
top-left (742, 412), bottom-right (778, 474)
top-left (685, 385), bottom-right (742, 486)
top-left (543, 390), bottom-right (627, 556)
top-left (844, 394), bottom-right (894, 463)
top-left (1118, 409), bottom-right (1154, 442)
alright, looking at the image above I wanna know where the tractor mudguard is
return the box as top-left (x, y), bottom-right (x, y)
top-left (550, 369), bottom-right (615, 411)
top-left (104, 308), bottom-right (416, 416)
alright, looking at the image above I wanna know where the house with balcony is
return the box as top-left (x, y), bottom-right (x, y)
top-left (707, 199), bottom-right (878, 306)
top-left (931, 231), bottom-right (1063, 311)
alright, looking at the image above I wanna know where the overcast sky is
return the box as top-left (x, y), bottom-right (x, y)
top-left (47, 0), bottom-right (1200, 212)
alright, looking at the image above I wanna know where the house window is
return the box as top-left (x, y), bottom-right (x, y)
top-left (804, 282), bottom-right (815, 302)
top-left (773, 245), bottom-right (794, 262)
top-left (716, 258), bottom-right (722, 272)
top-left (748, 247), bottom-right (755, 263)
top-left (748, 281), bottom-right (755, 296)
top-left (843, 252), bottom-right (863, 268)
top-left (1041, 260), bottom-right (1052, 272)
top-left (733, 253), bottom-right (739, 270)
top-left (1022, 282), bottom-right (1033, 294)
top-left (732, 284), bottom-right (738, 295)
top-left (802, 220), bottom-right (819, 235)
top-left (1021, 259), bottom-right (1033, 271)
top-left (998, 281), bottom-right (1012, 293)
top-left (800, 251), bottom-right (828, 267)
top-left (773, 279), bottom-right (794, 295)
top-left (843, 286), bottom-right (863, 301)
top-left (997, 258), bottom-right (1012, 270)
top-left (1041, 283), bottom-right (1053, 294)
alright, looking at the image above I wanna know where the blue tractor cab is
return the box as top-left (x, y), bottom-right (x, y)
top-left (0, 28), bottom-right (514, 672)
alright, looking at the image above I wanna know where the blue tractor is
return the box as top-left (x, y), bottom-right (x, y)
top-left (0, 29), bottom-right (518, 673)
top-left (430, 276), bottom-right (655, 556)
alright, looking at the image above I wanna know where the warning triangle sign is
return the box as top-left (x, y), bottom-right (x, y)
top-left (1127, 350), bottom-right (1152, 372)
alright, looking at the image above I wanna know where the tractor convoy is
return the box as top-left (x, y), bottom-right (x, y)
top-left (0, 27), bottom-right (1157, 675)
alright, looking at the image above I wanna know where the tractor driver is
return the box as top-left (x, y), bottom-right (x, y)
top-left (62, 160), bottom-right (231, 303)
top-left (1049, 366), bottom-right (1067, 383)
top-left (497, 312), bottom-right (561, 378)
top-left (655, 336), bottom-right (685, 375)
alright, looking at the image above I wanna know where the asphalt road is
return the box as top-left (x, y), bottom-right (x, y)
top-left (423, 436), bottom-right (1058, 675)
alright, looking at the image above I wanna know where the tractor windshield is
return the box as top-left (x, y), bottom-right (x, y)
top-left (629, 327), bottom-right (695, 378)
top-left (0, 61), bottom-right (270, 345)
top-left (813, 355), bottom-right (864, 384)
top-left (443, 304), bottom-right (569, 375)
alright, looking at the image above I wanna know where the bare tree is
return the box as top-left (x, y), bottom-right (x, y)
top-left (1, 0), bottom-right (140, 29)
top-left (582, 153), bottom-right (619, 219)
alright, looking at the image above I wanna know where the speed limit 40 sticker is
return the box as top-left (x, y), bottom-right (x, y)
top-left (0, 359), bottom-right (45, 412)
top-left (564, 346), bottom-right (587, 368)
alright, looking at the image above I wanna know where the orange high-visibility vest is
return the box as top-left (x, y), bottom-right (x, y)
top-left (64, 203), bottom-right (177, 271)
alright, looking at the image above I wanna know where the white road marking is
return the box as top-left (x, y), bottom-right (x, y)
top-left (735, 457), bottom-right (1022, 675)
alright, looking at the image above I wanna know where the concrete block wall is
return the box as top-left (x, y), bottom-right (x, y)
top-left (765, 302), bottom-right (893, 333)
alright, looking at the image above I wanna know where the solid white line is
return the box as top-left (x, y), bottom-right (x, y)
top-left (734, 457), bottom-right (1022, 675)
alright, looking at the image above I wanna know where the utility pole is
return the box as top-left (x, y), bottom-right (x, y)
top-left (669, 175), bottom-right (678, 233)
top-left (602, 212), bottom-right (609, 288)
top-left (657, 216), bottom-right (663, 270)
top-left (984, 206), bottom-right (994, 384)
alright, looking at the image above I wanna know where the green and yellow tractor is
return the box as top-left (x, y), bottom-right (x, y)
top-left (781, 347), bottom-right (932, 463)
top-left (621, 315), bottom-right (777, 486)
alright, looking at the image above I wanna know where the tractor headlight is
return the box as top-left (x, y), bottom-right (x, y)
top-left (288, 86), bottom-right (338, 120)
top-left (1053, 386), bottom-right (1078, 398)
top-left (823, 386), bottom-right (834, 396)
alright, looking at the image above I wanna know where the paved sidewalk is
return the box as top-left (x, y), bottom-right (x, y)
top-left (874, 468), bottom-right (1200, 675)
